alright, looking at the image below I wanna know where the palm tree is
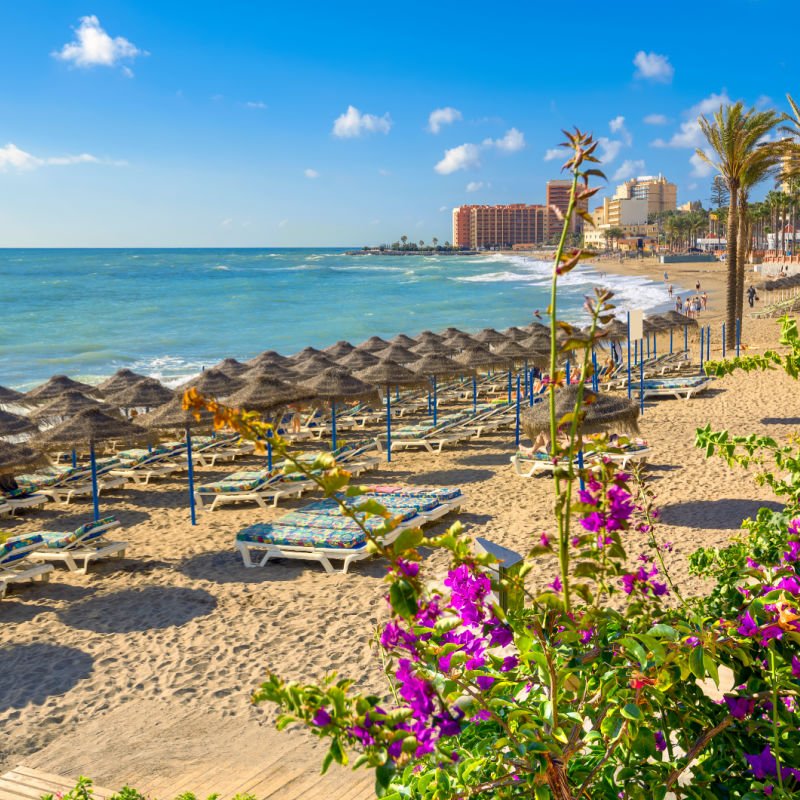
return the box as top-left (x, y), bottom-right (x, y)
top-left (432, 237), bottom-right (439, 249)
top-left (697, 102), bottom-right (780, 347)
top-left (607, 227), bottom-right (624, 250)
top-left (400, 235), bottom-right (408, 247)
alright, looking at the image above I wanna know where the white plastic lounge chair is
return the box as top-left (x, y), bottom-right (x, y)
top-left (640, 376), bottom-right (713, 401)
top-left (109, 448), bottom-right (185, 485)
top-left (235, 486), bottom-right (464, 573)
top-left (194, 470), bottom-right (310, 511)
top-left (1, 489), bottom-right (48, 514)
top-left (0, 534), bottom-right (54, 599)
top-left (29, 516), bottom-right (127, 574)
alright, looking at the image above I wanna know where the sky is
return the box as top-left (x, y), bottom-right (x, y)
top-left (0, 0), bottom-right (796, 247)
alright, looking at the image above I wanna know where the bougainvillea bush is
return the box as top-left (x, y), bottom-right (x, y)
top-left (182, 131), bottom-right (800, 799)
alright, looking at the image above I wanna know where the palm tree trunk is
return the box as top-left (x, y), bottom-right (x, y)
top-left (736, 202), bottom-right (749, 323)
top-left (726, 190), bottom-right (739, 349)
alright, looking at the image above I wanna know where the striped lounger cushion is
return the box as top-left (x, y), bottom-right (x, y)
top-left (237, 523), bottom-right (367, 550)
top-left (34, 516), bottom-right (118, 550)
top-left (198, 477), bottom-right (273, 494)
top-left (0, 534), bottom-right (45, 564)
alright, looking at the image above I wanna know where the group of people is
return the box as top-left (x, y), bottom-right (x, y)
top-left (665, 273), bottom-right (708, 318)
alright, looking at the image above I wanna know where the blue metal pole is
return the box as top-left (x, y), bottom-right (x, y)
top-left (626, 311), bottom-right (632, 400)
top-left (89, 442), bottom-right (100, 522)
top-left (700, 326), bottom-right (704, 374)
top-left (267, 433), bottom-right (273, 471)
top-left (566, 359), bottom-right (571, 384)
top-left (507, 367), bottom-right (512, 403)
top-left (646, 333), bottom-right (650, 359)
top-left (592, 349), bottom-right (598, 392)
top-left (722, 323), bottom-right (726, 358)
top-left (71, 449), bottom-right (77, 468)
top-left (386, 384), bottom-right (392, 463)
top-left (706, 325), bottom-right (710, 362)
top-left (639, 354), bottom-right (645, 415)
top-left (515, 375), bottom-right (521, 446)
top-left (529, 369), bottom-right (535, 406)
top-left (736, 319), bottom-right (741, 357)
top-left (472, 375), bottom-right (477, 414)
top-left (187, 428), bottom-right (196, 526)
top-left (684, 325), bottom-right (688, 353)
top-left (433, 376), bottom-right (438, 426)
top-left (653, 331), bottom-right (657, 358)
top-left (331, 400), bottom-right (337, 450)
top-left (577, 449), bottom-right (585, 492)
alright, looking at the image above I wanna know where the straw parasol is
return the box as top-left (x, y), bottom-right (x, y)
top-left (415, 329), bottom-right (445, 345)
top-left (444, 332), bottom-right (478, 349)
top-left (0, 441), bottom-right (46, 473)
top-left (412, 352), bottom-right (463, 376)
top-left (525, 321), bottom-right (552, 335)
top-left (35, 407), bottom-right (151, 519)
top-left (503, 326), bottom-right (529, 342)
top-left (227, 374), bottom-right (310, 411)
top-left (453, 344), bottom-right (498, 368)
top-left (474, 328), bottom-right (509, 346)
top-left (440, 326), bottom-right (467, 339)
top-left (521, 385), bottom-right (640, 441)
top-left (293, 352), bottom-right (338, 375)
top-left (492, 340), bottom-right (530, 362)
top-left (104, 378), bottom-right (175, 409)
top-left (214, 358), bottom-right (251, 377)
top-left (0, 385), bottom-right (26, 406)
top-left (137, 397), bottom-right (215, 430)
top-left (355, 359), bottom-right (423, 463)
top-left (602, 319), bottom-right (630, 341)
top-left (247, 350), bottom-right (294, 369)
top-left (380, 343), bottom-right (419, 364)
top-left (0, 409), bottom-right (37, 438)
top-left (411, 339), bottom-right (455, 357)
top-left (176, 368), bottom-right (244, 397)
top-left (97, 368), bottom-right (149, 395)
top-left (25, 375), bottom-right (100, 404)
top-left (290, 346), bottom-right (325, 362)
top-left (661, 310), bottom-right (698, 328)
top-left (30, 390), bottom-right (105, 422)
top-left (358, 335), bottom-right (391, 353)
top-left (323, 340), bottom-right (356, 359)
top-left (299, 366), bottom-right (377, 449)
top-left (391, 333), bottom-right (418, 347)
top-left (338, 349), bottom-right (379, 369)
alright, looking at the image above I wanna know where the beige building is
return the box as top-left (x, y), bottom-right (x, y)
top-left (546, 179), bottom-right (588, 235)
top-left (613, 174), bottom-right (677, 217)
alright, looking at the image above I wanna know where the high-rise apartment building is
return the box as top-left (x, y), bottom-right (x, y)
top-left (452, 204), bottom-right (547, 249)
top-left (612, 174), bottom-right (677, 217)
top-left (546, 179), bottom-right (588, 235)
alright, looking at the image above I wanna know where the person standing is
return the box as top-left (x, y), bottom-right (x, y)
top-left (668, 284), bottom-right (673, 298)
top-left (675, 295), bottom-right (682, 313)
top-left (747, 285), bottom-right (757, 308)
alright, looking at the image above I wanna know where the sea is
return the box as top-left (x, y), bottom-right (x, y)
top-left (0, 248), bottom-right (674, 390)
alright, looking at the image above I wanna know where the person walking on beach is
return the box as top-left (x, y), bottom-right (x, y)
top-left (668, 284), bottom-right (673, 298)
top-left (684, 297), bottom-right (692, 317)
top-left (663, 271), bottom-right (669, 282)
top-left (747, 285), bottom-right (757, 307)
top-left (701, 291), bottom-right (708, 311)
top-left (675, 295), bottom-right (682, 313)
top-left (695, 279), bottom-right (701, 292)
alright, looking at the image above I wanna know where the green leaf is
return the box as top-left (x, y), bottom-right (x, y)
top-left (621, 703), bottom-right (641, 720)
top-left (647, 624), bottom-right (679, 641)
top-left (389, 579), bottom-right (418, 619)
top-left (392, 527), bottom-right (423, 555)
top-left (375, 762), bottom-right (396, 797)
top-left (689, 645), bottom-right (706, 679)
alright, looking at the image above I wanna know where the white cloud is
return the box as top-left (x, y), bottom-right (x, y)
top-left (466, 181), bottom-right (484, 192)
top-left (643, 113), bottom-right (668, 125)
top-left (0, 143), bottom-right (107, 171)
top-left (544, 148), bottom-right (562, 161)
top-left (652, 91), bottom-right (731, 149)
top-left (484, 127), bottom-right (526, 152)
top-left (439, 205), bottom-right (449, 212)
top-left (245, 101), bottom-right (267, 109)
top-left (633, 51), bottom-right (674, 83)
top-left (221, 218), bottom-right (233, 228)
top-left (690, 151), bottom-right (714, 178)
top-left (428, 107), bottom-right (462, 134)
top-left (332, 105), bottom-right (392, 138)
top-left (608, 116), bottom-right (632, 146)
top-left (612, 159), bottom-right (646, 181)
top-left (434, 143), bottom-right (481, 174)
top-left (598, 137), bottom-right (623, 164)
top-left (53, 15), bottom-right (144, 73)
top-left (304, 168), bottom-right (319, 179)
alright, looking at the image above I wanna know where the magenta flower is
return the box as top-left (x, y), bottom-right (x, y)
top-left (547, 576), bottom-right (563, 593)
top-left (723, 695), bottom-right (755, 720)
top-left (476, 675), bottom-right (495, 692)
top-left (783, 539), bottom-right (800, 562)
top-left (745, 746), bottom-right (778, 780)
top-left (500, 655), bottom-right (519, 672)
top-left (737, 610), bottom-right (759, 637)
top-left (540, 532), bottom-right (551, 548)
top-left (792, 655), bottom-right (800, 678)
top-left (654, 731), bottom-right (666, 752)
top-left (396, 558), bottom-right (420, 578)
top-left (312, 708), bottom-right (331, 727)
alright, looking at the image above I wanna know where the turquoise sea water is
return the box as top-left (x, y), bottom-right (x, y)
top-left (0, 248), bottom-right (674, 389)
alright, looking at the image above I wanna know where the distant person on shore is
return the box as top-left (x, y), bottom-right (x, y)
top-left (701, 291), bottom-right (708, 311)
top-left (675, 296), bottom-right (682, 313)
top-left (668, 284), bottom-right (673, 298)
top-left (695, 280), bottom-right (701, 292)
top-left (684, 297), bottom-right (692, 317)
top-left (663, 271), bottom-right (669, 281)
top-left (748, 285), bottom-right (757, 307)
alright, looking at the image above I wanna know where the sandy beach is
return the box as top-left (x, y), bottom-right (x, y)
top-left (0, 274), bottom-right (792, 797)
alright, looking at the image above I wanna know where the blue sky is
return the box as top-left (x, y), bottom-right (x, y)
top-left (0, 0), bottom-right (796, 247)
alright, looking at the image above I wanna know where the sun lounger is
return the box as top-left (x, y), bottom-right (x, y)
top-left (194, 470), bottom-right (310, 511)
top-left (0, 534), bottom-right (54, 599)
top-left (109, 448), bottom-right (185, 485)
top-left (510, 450), bottom-right (592, 478)
top-left (640, 376), bottom-right (713, 401)
top-left (28, 516), bottom-right (127, 574)
top-left (0, 486), bottom-right (48, 514)
top-left (17, 459), bottom-right (126, 504)
top-left (235, 485), bottom-right (463, 573)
